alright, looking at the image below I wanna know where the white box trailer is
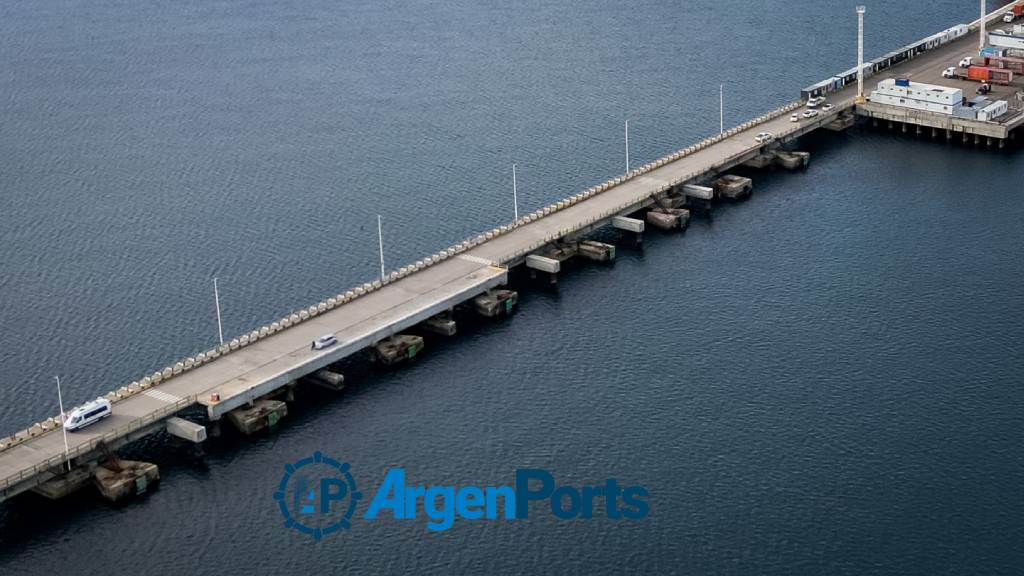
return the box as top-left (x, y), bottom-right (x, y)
top-left (977, 100), bottom-right (1009, 120)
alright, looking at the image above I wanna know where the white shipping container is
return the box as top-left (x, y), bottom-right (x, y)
top-left (990, 32), bottom-right (1024, 50)
top-left (978, 100), bottom-right (1009, 121)
top-left (869, 92), bottom-right (961, 115)
top-left (875, 79), bottom-right (962, 105)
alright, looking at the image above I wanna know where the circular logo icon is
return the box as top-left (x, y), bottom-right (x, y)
top-left (274, 451), bottom-right (362, 540)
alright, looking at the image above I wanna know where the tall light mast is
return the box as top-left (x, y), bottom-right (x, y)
top-left (980, 0), bottom-right (987, 52)
top-left (856, 6), bottom-right (867, 104)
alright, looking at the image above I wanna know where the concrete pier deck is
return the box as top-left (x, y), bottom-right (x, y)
top-left (2, 8), bottom-right (1023, 503)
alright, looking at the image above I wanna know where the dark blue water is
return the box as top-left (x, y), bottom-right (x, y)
top-left (2, 1), bottom-right (1023, 574)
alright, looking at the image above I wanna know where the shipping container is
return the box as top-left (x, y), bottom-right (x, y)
top-left (967, 65), bottom-right (1014, 84)
top-left (984, 55), bottom-right (1024, 73)
top-left (978, 100), bottom-right (1009, 121)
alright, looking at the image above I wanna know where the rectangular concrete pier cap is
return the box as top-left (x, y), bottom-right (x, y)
top-left (682, 184), bottom-right (714, 200)
top-left (611, 216), bottom-right (644, 233)
top-left (166, 417), bottom-right (207, 443)
top-left (526, 254), bottom-right (561, 274)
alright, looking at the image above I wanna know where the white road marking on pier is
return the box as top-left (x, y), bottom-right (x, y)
top-left (143, 389), bottom-right (183, 404)
top-left (458, 254), bottom-right (495, 266)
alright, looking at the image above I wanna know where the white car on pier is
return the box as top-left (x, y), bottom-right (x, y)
top-left (755, 132), bottom-right (774, 144)
top-left (312, 335), bottom-right (338, 350)
top-left (64, 398), bottom-right (112, 432)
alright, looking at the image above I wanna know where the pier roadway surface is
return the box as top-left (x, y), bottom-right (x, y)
top-left (2, 9), bottom-right (1021, 501)
top-left (0, 257), bottom-right (506, 497)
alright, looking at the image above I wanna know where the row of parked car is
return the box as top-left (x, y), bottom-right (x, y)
top-left (752, 97), bottom-right (836, 145)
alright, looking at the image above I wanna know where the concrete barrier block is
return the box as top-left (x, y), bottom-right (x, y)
top-left (526, 254), bottom-right (560, 274)
top-left (612, 215), bottom-right (645, 233)
top-left (229, 339), bottom-right (240, 350)
top-left (152, 372), bottom-right (162, 384)
top-left (166, 417), bottom-right (206, 443)
top-left (173, 362), bottom-right (184, 374)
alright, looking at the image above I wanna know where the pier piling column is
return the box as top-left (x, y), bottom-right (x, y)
top-left (931, 128), bottom-right (937, 138)
top-left (946, 129), bottom-right (952, 140)
top-left (999, 138), bottom-right (1005, 149)
top-left (975, 135), bottom-right (980, 145)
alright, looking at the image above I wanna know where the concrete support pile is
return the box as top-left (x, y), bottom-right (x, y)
top-left (32, 466), bottom-right (95, 500)
top-left (645, 208), bottom-right (690, 231)
top-left (712, 175), bottom-right (753, 200)
top-left (474, 289), bottom-right (518, 318)
top-left (93, 460), bottom-right (159, 503)
top-left (577, 240), bottom-right (616, 263)
top-left (373, 335), bottom-right (425, 365)
top-left (743, 154), bottom-right (775, 169)
top-left (772, 151), bottom-right (811, 170)
top-left (824, 112), bottom-right (856, 131)
top-left (302, 369), bottom-right (346, 392)
top-left (421, 312), bottom-right (457, 336)
top-left (227, 399), bottom-right (288, 435)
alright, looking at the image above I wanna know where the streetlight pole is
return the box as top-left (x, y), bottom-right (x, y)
top-left (720, 84), bottom-right (724, 134)
top-left (213, 277), bottom-right (224, 346)
top-left (624, 120), bottom-right (630, 173)
top-left (55, 376), bottom-right (71, 472)
top-left (512, 164), bottom-right (519, 220)
top-left (377, 215), bottom-right (386, 281)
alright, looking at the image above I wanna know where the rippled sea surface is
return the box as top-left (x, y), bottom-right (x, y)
top-left (1, 1), bottom-right (1023, 574)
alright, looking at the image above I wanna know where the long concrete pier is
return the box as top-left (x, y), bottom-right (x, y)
top-left (2, 9), bottom-right (1023, 503)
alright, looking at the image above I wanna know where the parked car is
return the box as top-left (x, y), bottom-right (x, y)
top-left (806, 96), bottom-right (826, 108)
top-left (64, 398), bottom-right (112, 432)
top-left (822, 103), bottom-right (834, 112)
top-left (755, 132), bottom-right (774, 144)
top-left (312, 335), bottom-right (338, 350)
top-left (801, 110), bottom-right (820, 119)
top-left (790, 113), bottom-right (799, 122)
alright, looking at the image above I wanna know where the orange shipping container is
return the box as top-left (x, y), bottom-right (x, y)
top-left (967, 66), bottom-right (1014, 84)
